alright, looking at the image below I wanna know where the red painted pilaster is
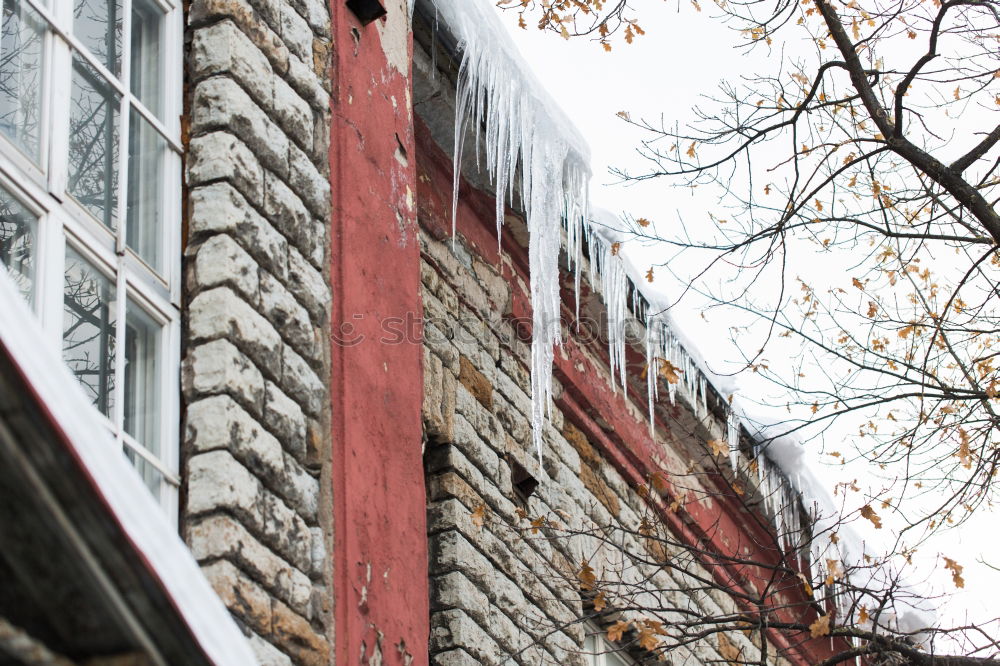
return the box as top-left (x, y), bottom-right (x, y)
top-left (329, 2), bottom-right (428, 664)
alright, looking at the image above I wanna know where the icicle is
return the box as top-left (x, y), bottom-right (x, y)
top-left (434, 0), bottom-right (592, 457)
top-left (727, 408), bottom-right (740, 471)
top-left (645, 316), bottom-right (660, 435)
top-left (594, 236), bottom-right (629, 394)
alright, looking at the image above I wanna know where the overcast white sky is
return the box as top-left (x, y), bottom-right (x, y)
top-left (484, 0), bottom-right (1000, 644)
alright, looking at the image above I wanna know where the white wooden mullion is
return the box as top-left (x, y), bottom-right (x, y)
top-left (129, 97), bottom-right (182, 153)
top-left (118, 0), bottom-right (134, 257)
top-left (45, 22), bottom-right (71, 199)
top-left (122, 434), bottom-right (181, 487)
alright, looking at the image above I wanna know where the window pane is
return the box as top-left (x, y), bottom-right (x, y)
top-left (130, 0), bottom-right (162, 117)
top-left (69, 57), bottom-right (120, 230)
top-left (63, 247), bottom-right (116, 417)
top-left (124, 446), bottom-right (163, 497)
top-left (0, 184), bottom-right (36, 302)
top-left (126, 108), bottom-right (164, 271)
top-left (73, 0), bottom-right (122, 76)
top-left (0, 0), bottom-right (44, 161)
top-left (123, 301), bottom-right (160, 453)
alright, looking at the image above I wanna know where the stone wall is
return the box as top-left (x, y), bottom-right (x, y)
top-left (182, 1), bottom-right (333, 664)
top-left (419, 222), bottom-right (765, 665)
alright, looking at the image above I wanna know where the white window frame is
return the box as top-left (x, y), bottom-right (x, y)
top-left (0, 0), bottom-right (182, 520)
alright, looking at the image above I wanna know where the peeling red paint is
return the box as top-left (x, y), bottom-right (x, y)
top-left (330, 2), bottom-right (428, 664)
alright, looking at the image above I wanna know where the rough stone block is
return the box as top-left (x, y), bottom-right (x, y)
top-left (288, 141), bottom-right (329, 218)
top-left (431, 649), bottom-right (480, 666)
top-left (260, 271), bottom-right (318, 364)
top-left (579, 463), bottom-right (621, 517)
top-left (282, 344), bottom-right (325, 418)
top-left (192, 77), bottom-right (290, 179)
top-left (189, 287), bottom-right (283, 378)
top-left (201, 558), bottom-right (273, 636)
top-left (264, 380), bottom-right (308, 460)
top-left (279, 2), bottom-right (313, 61)
top-left (191, 20), bottom-right (273, 105)
top-left (187, 234), bottom-right (260, 306)
top-left (309, 527), bottom-right (327, 581)
top-left (186, 394), bottom-right (317, 521)
top-left (249, 632), bottom-right (294, 666)
top-left (183, 339), bottom-right (265, 415)
top-left (273, 75), bottom-right (314, 157)
top-left (186, 451), bottom-right (313, 571)
top-left (430, 610), bottom-right (505, 664)
top-left (289, 0), bottom-right (329, 35)
top-left (271, 599), bottom-right (330, 666)
top-left (286, 245), bottom-right (329, 324)
top-left (423, 348), bottom-right (456, 442)
top-left (458, 356), bottom-right (493, 410)
top-left (285, 51), bottom-right (330, 112)
top-left (188, 133), bottom-right (264, 207)
top-left (189, 182), bottom-right (289, 281)
top-left (187, 513), bottom-right (313, 617)
top-left (189, 0), bottom-right (290, 75)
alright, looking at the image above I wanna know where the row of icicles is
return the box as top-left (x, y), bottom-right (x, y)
top-left (424, 0), bottom-right (848, 605)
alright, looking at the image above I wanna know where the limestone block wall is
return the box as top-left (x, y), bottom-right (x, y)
top-left (419, 225), bottom-right (765, 666)
top-left (182, 1), bottom-right (333, 664)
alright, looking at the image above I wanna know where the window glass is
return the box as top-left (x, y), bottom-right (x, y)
top-left (123, 301), bottom-right (159, 451)
top-left (5, 0), bottom-right (180, 514)
top-left (0, 0), bottom-right (44, 161)
top-left (126, 108), bottom-right (164, 271)
top-left (130, 0), bottom-right (163, 117)
top-left (63, 247), bottom-right (117, 417)
top-left (124, 301), bottom-right (161, 494)
top-left (73, 0), bottom-right (122, 76)
top-left (0, 183), bottom-right (36, 302)
top-left (69, 57), bottom-right (120, 230)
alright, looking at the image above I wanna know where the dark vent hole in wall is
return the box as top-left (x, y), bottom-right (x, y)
top-left (346, 0), bottom-right (387, 25)
top-left (507, 456), bottom-right (538, 506)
